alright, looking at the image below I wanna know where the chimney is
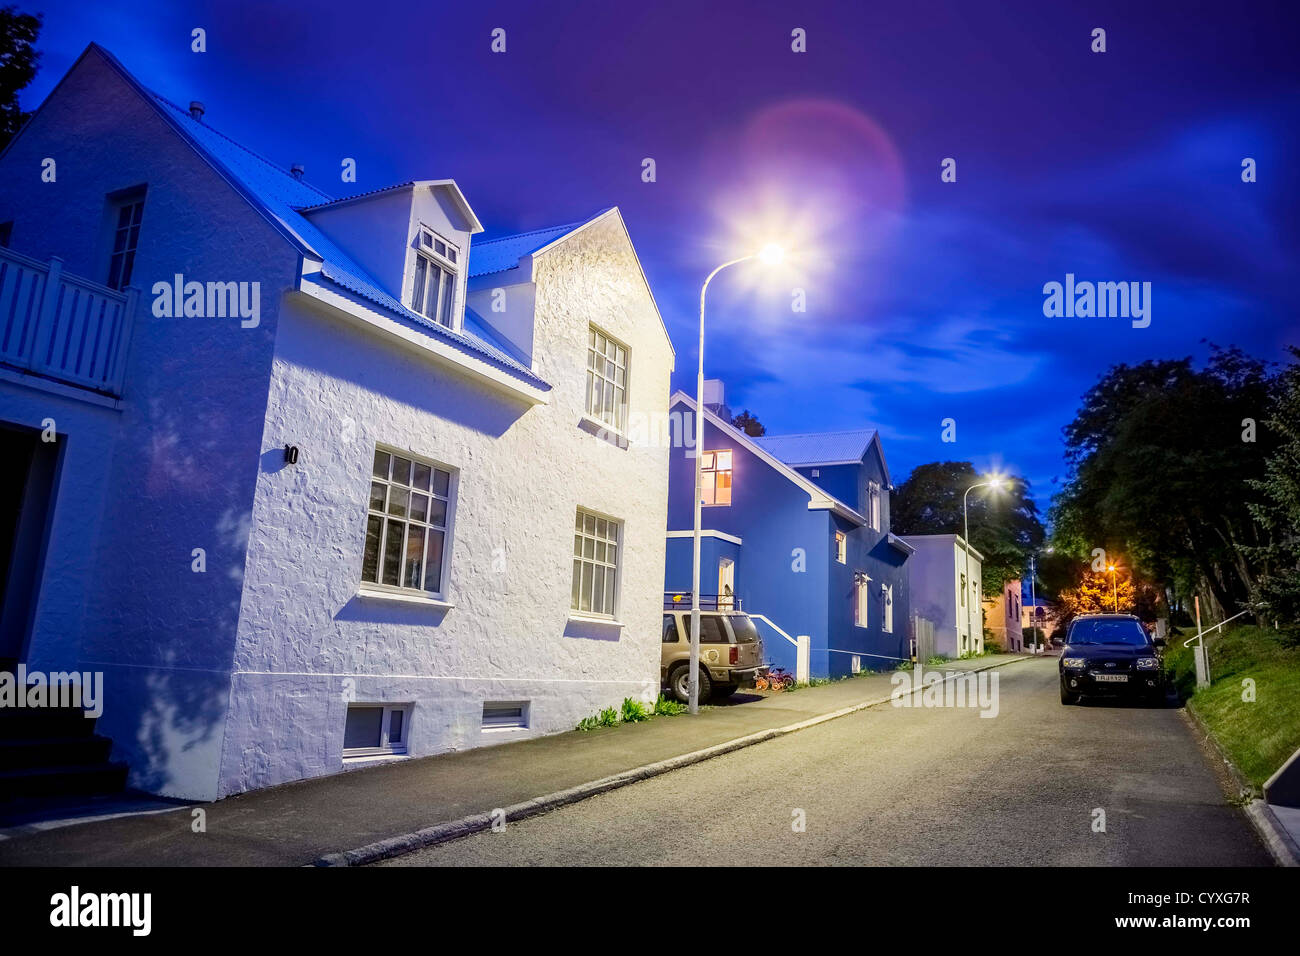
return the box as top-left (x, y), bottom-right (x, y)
top-left (188, 101), bottom-right (205, 121)
top-left (702, 378), bottom-right (731, 421)
top-left (290, 163), bottom-right (305, 181)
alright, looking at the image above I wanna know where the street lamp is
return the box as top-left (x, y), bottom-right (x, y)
top-left (1107, 563), bottom-right (1126, 613)
top-left (689, 245), bottom-right (786, 714)
top-left (962, 476), bottom-right (1005, 655)
top-left (1027, 545), bottom-right (1052, 650)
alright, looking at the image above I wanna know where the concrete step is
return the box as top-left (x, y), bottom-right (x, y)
top-left (0, 735), bottom-right (113, 770)
top-left (0, 762), bottom-right (129, 800)
top-left (0, 707), bottom-right (98, 739)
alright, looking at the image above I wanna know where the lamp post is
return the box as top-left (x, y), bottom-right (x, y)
top-left (689, 244), bottom-right (785, 714)
top-left (962, 477), bottom-right (1004, 655)
top-left (1107, 564), bottom-right (1125, 613)
top-left (1028, 545), bottom-right (1052, 650)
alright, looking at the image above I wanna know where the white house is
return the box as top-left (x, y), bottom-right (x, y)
top-left (982, 577), bottom-right (1023, 652)
top-left (0, 44), bottom-right (674, 800)
top-left (899, 534), bottom-right (984, 657)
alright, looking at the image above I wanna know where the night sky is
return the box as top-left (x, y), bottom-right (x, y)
top-left (20, 0), bottom-right (1299, 515)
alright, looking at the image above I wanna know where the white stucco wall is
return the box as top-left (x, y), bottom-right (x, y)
top-left (0, 48), bottom-right (301, 799)
top-left (219, 212), bottom-right (673, 795)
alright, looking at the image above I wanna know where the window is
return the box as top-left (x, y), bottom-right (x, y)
top-left (867, 481), bottom-right (881, 531)
top-left (107, 192), bottom-right (146, 290)
top-left (854, 571), bottom-right (870, 627)
top-left (410, 225), bottom-right (459, 328)
top-left (662, 615), bottom-right (681, 643)
top-left (882, 583), bottom-right (894, 633)
top-left (343, 704), bottom-right (409, 757)
top-left (585, 326), bottom-right (628, 433)
top-left (362, 447), bottom-right (453, 597)
top-left (700, 450), bottom-right (733, 505)
top-left (960, 573), bottom-right (967, 607)
top-left (571, 508), bottom-right (621, 617)
top-left (834, 530), bottom-right (847, 564)
top-left (482, 701), bottom-right (529, 730)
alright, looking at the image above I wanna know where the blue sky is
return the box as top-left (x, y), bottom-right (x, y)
top-left (18, 0), bottom-right (1299, 514)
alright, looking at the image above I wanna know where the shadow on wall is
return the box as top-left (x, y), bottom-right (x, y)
top-left (335, 594), bottom-right (452, 627)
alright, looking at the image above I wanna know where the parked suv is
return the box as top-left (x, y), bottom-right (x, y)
top-left (662, 608), bottom-right (766, 703)
top-left (1059, 613), bottom-right (1166, 705)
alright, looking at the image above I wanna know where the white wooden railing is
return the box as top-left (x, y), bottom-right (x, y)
top-left (0, 248), bottom-right (137, 397)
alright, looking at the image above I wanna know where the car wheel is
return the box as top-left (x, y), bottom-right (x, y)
top-left (670, 664), bottom-right (712, 703)
top-left (1060, 684), bottom-right (1079, 705)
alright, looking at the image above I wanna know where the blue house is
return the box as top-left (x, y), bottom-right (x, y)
top-left (663, 382), bottom-right (913, 680)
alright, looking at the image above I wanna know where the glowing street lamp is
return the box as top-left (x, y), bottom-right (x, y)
top-left (688, 244), bottom-right (787, 715)
top-left (1107, 563), bottom-right (1127, 613)
top-left (962, 476), bottom-right (1005, 655)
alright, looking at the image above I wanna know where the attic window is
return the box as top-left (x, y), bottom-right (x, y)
top-left (410, 226), bottom-right (459, 329)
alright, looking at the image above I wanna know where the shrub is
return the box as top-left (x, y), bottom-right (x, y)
top-left (621, 697), bottom-right (651, 723)
top-left (653, 693), bottom-right (687, 716)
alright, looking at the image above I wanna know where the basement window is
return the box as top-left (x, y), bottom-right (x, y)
top-left (343, 704), bottom-right (410, 757)
top-left (482, 701), bottom-right (529, 731)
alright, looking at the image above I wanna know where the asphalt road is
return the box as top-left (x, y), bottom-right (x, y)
top-left (380, 657), bottom-right (1272, 866)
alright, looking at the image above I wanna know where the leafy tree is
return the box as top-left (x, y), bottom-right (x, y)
top-left (0, 6), bottom-right (42, 151)
top-left (892, 460), bottom-right (1045, 597)
top-left (1051, 346), bottom-right (1277, 618)
top-left (1057, 570), bottom-right (1137, 624)
top-left (730, 409), bottom-right (765, 437)
top-left (1246, 346), bottom-right (1300, 638)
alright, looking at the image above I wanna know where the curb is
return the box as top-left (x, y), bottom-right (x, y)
top-left (1244, 801), bottom-right (1300, 867)
top-left (1180, 696), bottom-right (1299, 867)
top-left (313, 656), bottom-right (1031, 865)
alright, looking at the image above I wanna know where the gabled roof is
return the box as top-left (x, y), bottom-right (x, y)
top-left (469, 207), bottom-right (674, 357)
top-left (75, 44), bottom-right (545, 391)
top-left (468, 220), bottom-right (591, 278)
top-left (753, 428), bottom-right (891, 484)
top-left (670, 391), bottom-right (867, 525)
top-left (296, 180), bottom-right (484, 233)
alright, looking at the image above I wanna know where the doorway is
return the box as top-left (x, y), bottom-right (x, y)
top-left (717, 557), bottom-right (735, 610)
top-left (0, 423), bottom-right (60, 665)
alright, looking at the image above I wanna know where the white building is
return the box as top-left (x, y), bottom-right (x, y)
top-left (0, 44), bottom-right (674, 800)
top-left (899, 534), bottom-right (984, 657)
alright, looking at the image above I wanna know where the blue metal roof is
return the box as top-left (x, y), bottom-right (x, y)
top-left (753, 429), bottom-right (878, 466)
top-left (468, 222), bottom-right (587, 277)
top-left (143, 86), bottom-right (548, 390)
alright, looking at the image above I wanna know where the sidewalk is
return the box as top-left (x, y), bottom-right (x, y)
top-left (0, 655), bottom-right (1028, 866)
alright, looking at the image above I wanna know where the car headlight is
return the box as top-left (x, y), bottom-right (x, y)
top-left (1062, 658), bottom-right (1086, 668)
top-left (1136, 657), bottom-right (1159, 670)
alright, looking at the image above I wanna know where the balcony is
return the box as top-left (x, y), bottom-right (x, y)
top-left (0, 248), bottom-right (138, 399)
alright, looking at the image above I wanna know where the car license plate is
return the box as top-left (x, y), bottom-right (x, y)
top-left (1093, 673), bottom-right (1128, 683)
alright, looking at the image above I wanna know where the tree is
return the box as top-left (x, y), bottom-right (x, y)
top-left (1246, 346), bottom-right (1300, 639)
top-left (1057, 570), bottom-right (1137, 624)
top-left (0, 6), bottom-right (42, 151)
top-left (730, 409), bottom-right (765, 437)
top-left (892, 461), bottom-right (1045, 597)
top-left (1051, 345), bottom-right (1277, 618)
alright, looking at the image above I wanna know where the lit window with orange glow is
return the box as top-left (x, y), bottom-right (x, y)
top-left (701, 450), bottom-right (733, 506)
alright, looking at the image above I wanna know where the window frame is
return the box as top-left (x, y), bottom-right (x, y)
top-left (360, 445), bottom-right (457, 600)
top-left (882, 582), bottom-right (894, 633)
top-left (104, 187), bottom-right (147, 291)
top-left (700, 449), bottom-right (734, 507)
top-left (854, 570), bottom-right (871, 628)
top-left (834, 530), bottom-right (847, 564)
top-left (867, 481), bottom-right (881, 531)
top-left (408, 224), bottom-right (461, 330)
top-left (584, 325), bottom-right (630, 435)
top-left (342, 703), bottom-right (411, 758)
top-left (571, 507), bottom-right (623, 619)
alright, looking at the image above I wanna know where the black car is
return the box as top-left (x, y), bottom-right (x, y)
top-left (1059, 614), bottom-right (1166, 705)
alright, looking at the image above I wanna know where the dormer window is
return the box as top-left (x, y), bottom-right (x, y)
top-left (410, 226), bottom-right (459, 329)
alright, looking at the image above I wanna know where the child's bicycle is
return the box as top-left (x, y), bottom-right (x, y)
top-left (754, 667), bottom-right (796, 692)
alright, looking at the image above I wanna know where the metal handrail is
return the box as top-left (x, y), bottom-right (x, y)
top-left (1183, 608), bottom-right (1251, 647)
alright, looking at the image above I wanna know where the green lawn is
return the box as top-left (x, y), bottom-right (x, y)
top-left (1165, 624), bottom-right (1300, 789)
